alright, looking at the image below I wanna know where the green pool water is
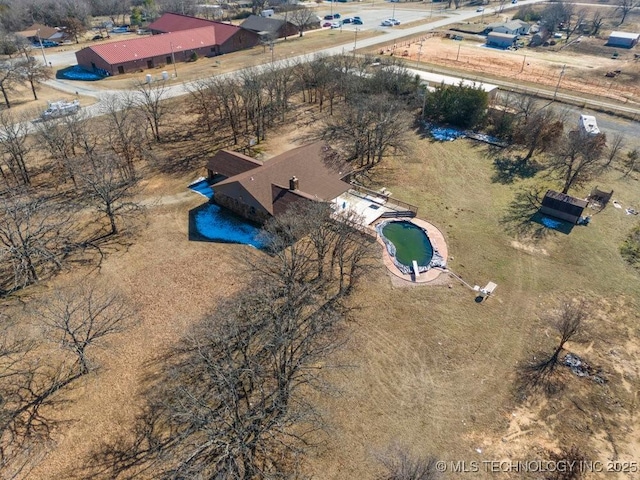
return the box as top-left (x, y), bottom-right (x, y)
top-left (381, 221), bottom-right (434, 267)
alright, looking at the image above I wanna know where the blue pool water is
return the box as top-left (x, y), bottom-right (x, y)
top-left (57, 66), bottom-right (106, 81)
top-left (188, 180), bottom-right (265, 248)
top-left (189, 179), bottom-right (214, 199)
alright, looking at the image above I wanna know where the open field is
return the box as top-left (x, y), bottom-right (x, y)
top-left (5, 96), bottom-right (639, 478)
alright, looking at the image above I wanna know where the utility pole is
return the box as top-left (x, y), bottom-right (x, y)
top-left (417, 41), bottom-right (422, 66)
top-left (170, 42), bottom-right (178, 78)
top-left (36, 30), bottom-right (48, 66)
top-left (353, 28), bottom-right (359, 55)
top-left (519, 54), bottom-right (526, 73)
top-left (456, 42), bottom-right (461, 61)
top-left (553, 64), bottom-right (566, 100)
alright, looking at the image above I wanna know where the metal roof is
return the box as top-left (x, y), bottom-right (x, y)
top-left (148, 12), bottom-right (220, 32)
top-left (76, 26), bottom-right (238, 65)
top-left (609, 31), bottom-right (640, 40)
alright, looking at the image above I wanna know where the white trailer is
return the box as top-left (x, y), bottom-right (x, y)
top-left (578, 114), bottom-right (600, 136)
top-left (41, 99), bottom-right (80, 120)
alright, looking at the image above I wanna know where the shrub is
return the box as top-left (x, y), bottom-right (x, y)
top-left (190, 52), bottom-right (199, 62)
top-left (621, 225), bottom-right (640, 268)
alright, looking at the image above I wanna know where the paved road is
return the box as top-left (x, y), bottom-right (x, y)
top-left (41, 0), bottom-right (640, 130)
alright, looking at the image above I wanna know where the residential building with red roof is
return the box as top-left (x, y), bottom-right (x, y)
top-left (75, 18), bottom-right (259, 76)
top-left (148, 12), bottom-right (220, 34)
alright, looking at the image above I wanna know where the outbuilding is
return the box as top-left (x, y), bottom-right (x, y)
top-left (540, 190), bottom-right (589, 224)
top-left (486, 32), bottom-right (517, 49)
top-left (607, 31), bottom-right (640, 48)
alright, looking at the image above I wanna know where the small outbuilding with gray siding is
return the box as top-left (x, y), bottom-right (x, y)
top-left (607, 31), bottom-right (639, 48)
top-left (486, 32), bottom-right (517, 49)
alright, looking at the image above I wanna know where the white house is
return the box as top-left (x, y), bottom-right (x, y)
top-left (607, 31), bottom-right (640, 48)
top-left (487, 20), bottom-right (530, 36)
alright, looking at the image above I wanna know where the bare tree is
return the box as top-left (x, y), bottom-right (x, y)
top-left (133, 80), bottom-right (170, 142)
top-left (0, 110), bottom-right (32, 187)
top-left (564, 8), bottom-right (587, 44)
top-left (0, 61), bottom-right (20, 108)
top-left (0, 191), bottom-right (75, 294)
top-left (100, 93), bottom-right (147, 178)
top-left (90, 201), bottom-right (375, 478)
top-left (287, 6), bottom-right (317, 37)
top-left (322, 94), bottom-right (411, 168)
top-left (36, 284), bottom-right (133, 375)
top-left (590, 10), bottom-right (607, 36)
top-left (605, 132), bottom-right (625, 167)
top-left (76, 153), bottom-right (142, 236)
top-left (548, 130), bottom-right (607, 194)
top-left (513, 107), bottom-right (564, 165)
top-left (623, 148), bottom-right (639, 177)
top-left (519, 299), bottom-right (587, 395)
top-left (616, 0), bottom-right (637, 25)
top-left (15, 55), bottom-right (52, 101)
top-left (34, 116), bottom-right (81, 187)
top-left (377, 445), bottom-right (441, 480)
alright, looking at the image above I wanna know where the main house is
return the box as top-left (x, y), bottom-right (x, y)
top-left (206, 142), bottom-right (352, 223)
top-left (75, 13), bottom-right (259, 76)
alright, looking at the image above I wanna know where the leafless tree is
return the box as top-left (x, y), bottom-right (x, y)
top-left (623, 148), bottom-right (639, 177)
top-left (15, 50), bottom-right (52, 100)
top-left (545, 445), bottom-right (589, 480)
top-left (87, 200), bottom-right (376, 478)
top-left (616, 0), bottom-right (637, 25)
top-left (0, 191), bottom-right (75, 294)
top-left (548, 130), bottom-right (607, 194)
top-left (287, 6), bottom-right (317, 37)
top-left (513, 107), bottom-right (564, 165)
top-left (605, 132), bottom-right (625, 167)
top-left (34, 116), bottom-right (81, 187)
top-left (133, 79), bottom-right (170, 142)
top-left (564, 8), bottom-right (587, 44)
top-left (322, 94), bottom-right (411, 168)
top-left (0, 61), bottom-right (20, 108)
top-left (0, 110), bottom-right (32, 187)
top-left (36, 284), bottom-right (133, 375)
top-left (590, 10), bottom-right (607, 36)
top-left (76, 153), bottom-right (142, 236)
top-left (519, 299), bottom-right (588, 395)
top-left (100, 93), bottom-right (147, 178)
top-left (377, 445), bottom-right (441, 480)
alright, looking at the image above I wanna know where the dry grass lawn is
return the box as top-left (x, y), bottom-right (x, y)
top-left (11, 111), bottom-right (640, 479)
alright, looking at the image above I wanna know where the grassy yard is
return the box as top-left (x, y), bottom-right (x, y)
top-left (14, 110), bottom-right (640, 479)
top-left (303, 135), bottom-right (640, 478)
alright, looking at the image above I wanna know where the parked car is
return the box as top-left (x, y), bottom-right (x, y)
top-left (381, 19), bottom-right (393, 26)
top-left (330, 21), bottom-right (342, 28)
top-left (342, 17), bottom-right (353, 24)
top-left (334, 13), bottom-right (341, 18)
top-left (322, 21), bottom-right (333, 27)
top-left (476, 6), bottom-right (484, 11)
top-left (353, 18), bottom-right (364, 25)
top-left (388, 18), bottom-right (401, 25)
top-left (92, 34), bottom-right (104, 40)
top-left (324, 14), bottom-right (334, 19)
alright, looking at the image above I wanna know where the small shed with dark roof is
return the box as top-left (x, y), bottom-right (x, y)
top-left (540, 190), bottom-right (589, 224)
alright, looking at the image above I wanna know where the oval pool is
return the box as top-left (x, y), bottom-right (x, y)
top-left (381, 220), bottom-right (434, 268)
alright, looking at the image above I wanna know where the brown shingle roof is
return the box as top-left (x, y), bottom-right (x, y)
top-left (207, 149), bottom-right (263, 178)
top-left (15, 23), bottom-right (57, 40)
top-left (215, 142), bottom-right (351, 215)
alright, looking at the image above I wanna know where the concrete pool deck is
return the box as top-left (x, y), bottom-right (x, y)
top-left (375, 218), bottom-right (449, 284)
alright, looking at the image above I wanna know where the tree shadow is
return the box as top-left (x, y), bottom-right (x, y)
top-left (500, 187), bottom-right (555, 241)
top-left (492, 156), bottom-right (542, 184)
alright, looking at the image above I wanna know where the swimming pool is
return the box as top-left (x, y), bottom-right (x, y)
top-left (376, 220), bottom-right (445, 275)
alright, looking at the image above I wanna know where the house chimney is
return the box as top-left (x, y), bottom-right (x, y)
top-left (289, 176), bottom-right (299, 191)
